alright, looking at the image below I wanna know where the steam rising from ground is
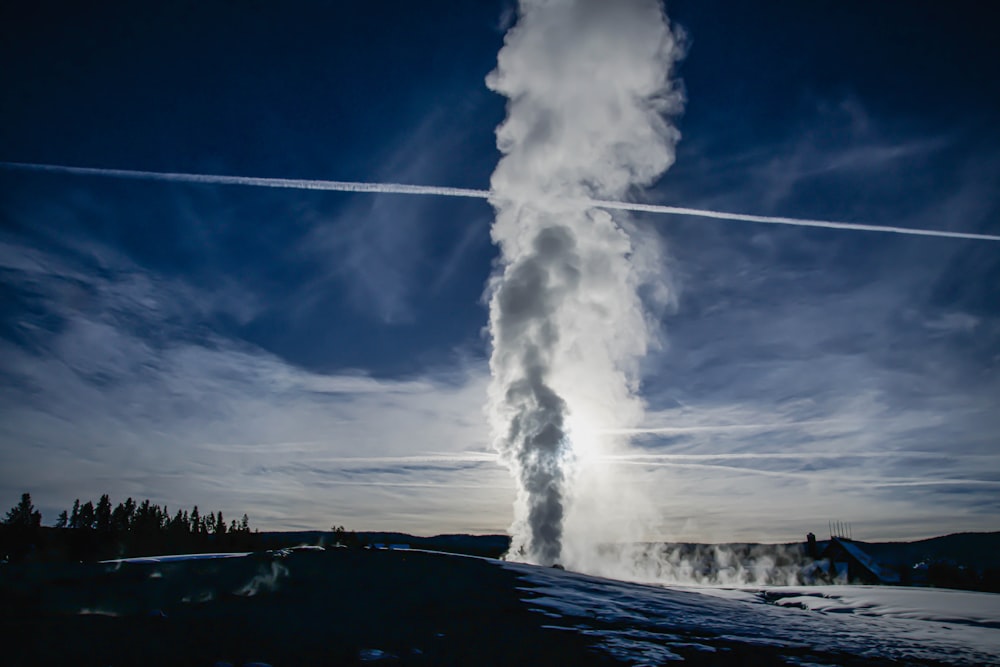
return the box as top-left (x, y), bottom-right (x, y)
top-left (235, 560), bottom-right (290, 597)
top-left (486, 0), bottom-right (683, 566)
top-left (568, 542), bottom-right (823, 587)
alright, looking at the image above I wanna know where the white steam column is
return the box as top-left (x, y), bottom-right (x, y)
top-left (486, 0), bottom-right (684, 566)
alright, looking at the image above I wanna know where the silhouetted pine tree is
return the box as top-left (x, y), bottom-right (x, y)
top-left (78, 501), bottom-right (95, 530)
top-left (69, 499), bottom-right (81, 529)
top-left (3, 493), bottom-right (41, 528)
top-left (1, 493), bottom-right (42, 562)
top-left (169, 509), bottom-right (187, 539)
top-left (123, 497), bottom-right (137, 528)
top-left (95, 494), bottom-right (112, 533)
top-left (111, 501), bottom-right (129, 533)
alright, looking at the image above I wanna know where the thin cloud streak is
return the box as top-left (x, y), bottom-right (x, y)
top-left (871, 479), bottom-right (1000, 488)
top-left (4, 161), bottom-right (998, 242)
top-left (196, 446), bottom-right (498, 466)
top-left (313, 481), bottom-right (511, 490)
top-left (602, 451), bottom-right (967, 461)
top-left (613, 459), bottom-right (1000, 488)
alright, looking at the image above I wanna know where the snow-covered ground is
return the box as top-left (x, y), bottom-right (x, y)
top-left (503, 561), bottom-right (1000, 665)
top-left (89, 547), bottom-right (1000, 663)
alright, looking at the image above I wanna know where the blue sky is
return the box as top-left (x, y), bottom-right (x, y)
top-left (1, 0), bottom-right (997, 541)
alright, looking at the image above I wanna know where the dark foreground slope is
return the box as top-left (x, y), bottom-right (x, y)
top-left (0, 548), bottom-right (613, 667)
top-left (2, 548), bottom-right (995, 666)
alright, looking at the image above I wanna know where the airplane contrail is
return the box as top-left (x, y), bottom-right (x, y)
top-left (3, 160), bottom-right (999, 242)
top-left (0, 161), bottom-right (487, 200)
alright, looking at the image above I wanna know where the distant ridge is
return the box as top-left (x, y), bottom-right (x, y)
top-left (862, 531), bottom-right (1000, 570)
top-left (255, 530), bottom-right (510, 559)
top-left (251, 530), bottom-right (1000, 570)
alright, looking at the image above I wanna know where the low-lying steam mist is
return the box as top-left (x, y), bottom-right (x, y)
top-left (486, 0), bottom-right (683, 567)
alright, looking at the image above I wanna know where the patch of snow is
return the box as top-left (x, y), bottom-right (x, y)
top-left (77, 608), bottom-right (119, 617)
top-left (100, 552), bottom-right (251, 564)
top-left (591, 631), bottom-right (685, 663)
top-left (714, 634), bottom-right (808, 649)
top-left (761, 585), bottom-right (1000, 628)
top-left (670, 585), bottom-right (759, 603)
top-left (500, 561), bottom-right (1000, 665)
top-left (358, 648), bottom-right (397, 662)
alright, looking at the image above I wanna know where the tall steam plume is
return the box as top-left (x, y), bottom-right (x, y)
top-left (486, 0), bottom-right (683, 565)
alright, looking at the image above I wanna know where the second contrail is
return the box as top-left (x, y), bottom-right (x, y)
top-left (3, 161), bottom-right (998, 242)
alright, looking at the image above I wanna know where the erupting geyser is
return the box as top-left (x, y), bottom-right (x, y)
top-left (485, 0), bottom-right (684, 566)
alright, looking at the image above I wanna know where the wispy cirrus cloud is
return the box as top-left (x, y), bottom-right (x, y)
top-left (297, 109), bottom-right (494, 325)
top-left (3, 156), bottom-right (998, 543)
top-left (0, 228), bottom-right (509, 534)
top-left (619, 95), bottom-right (1000, 542)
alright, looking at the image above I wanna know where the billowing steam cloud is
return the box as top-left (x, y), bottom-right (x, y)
top-left (485, 0), bottom-right (684, 565)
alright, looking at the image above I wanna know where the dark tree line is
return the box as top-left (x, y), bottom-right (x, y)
top-left (57, 494), bottom-right (250, 537)
top-left (1, 492), bottom-right (259, 563)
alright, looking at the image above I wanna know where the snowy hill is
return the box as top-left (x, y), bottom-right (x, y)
top-left (6, 545), bottom-right (998, 664)
top-left (505, 560), bottom-right (1000, 665)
